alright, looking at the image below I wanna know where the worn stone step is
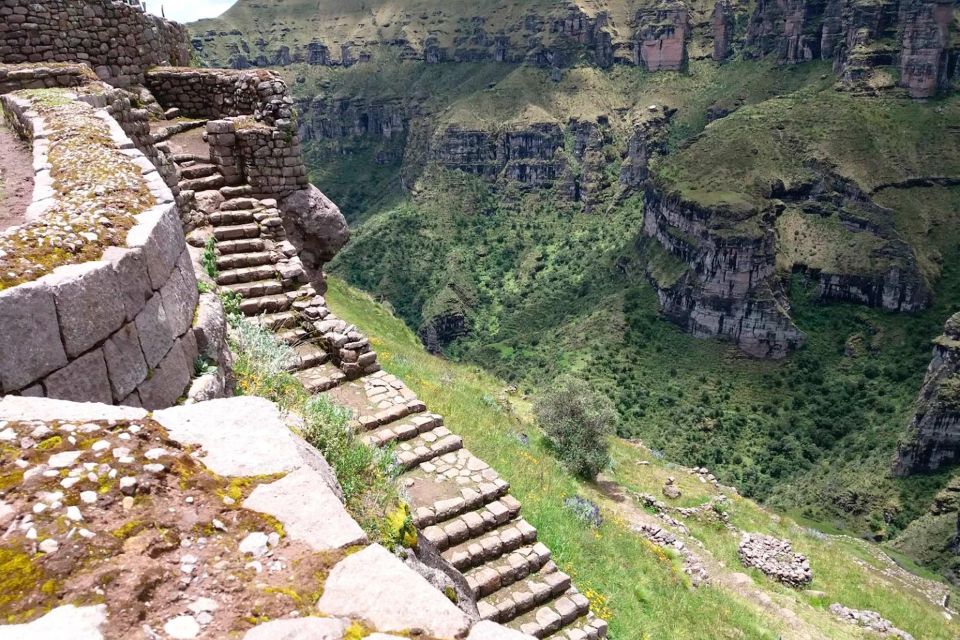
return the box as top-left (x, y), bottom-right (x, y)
top-left (442, 518), bottom-right (539, 572)
top-left (239, 293), bottom-right (295, 315)
top-left (172, 152), bottom-right (207, 164)
top-left (294, 362), bottom-right (347, 393)
top-left (394, 430), bottom-right (462, 470)
top-left (465, 542), bottom-right (552, 598)
top-left (507, 588), bottom-right (592, 639)
top-left (216, 251), bottom-right (274, 270)
top-left (216, 264), bottom-right (277, 286)
top-left (221, 197), bottom-right (261, 211)
top-left (421, 494), bottom-right (522, 552)
top-left (180, 173), bottom-right (225, 192)
top-left (543, 611), bottom-right (607, 640)
top-left (213, 223), bottom-right (260, 241)
top-left (210, 210), bottom-right (257, 226)
top-left (252, 311), bottom-right (299, 331)
top-left (355, 399), bottom-right (428, 433)
top-left (477, 563), bottom-right (571, 625)
top-left (412, 473), bottom-right (512, 531)
top-left (215, 238), bottom-right (265, 255)
top-left (179, 163), bottom-right (218, 180)
top-left (289, 342), bottom-right (330, 371)
top-left (223, 279), bottom-right (284, 298)
top-left (220, 184), bottom-right (253, 198)
top-left (361, 412), bottom-right (443, 446)
top-left (276, 327), bottom-right (309, 346)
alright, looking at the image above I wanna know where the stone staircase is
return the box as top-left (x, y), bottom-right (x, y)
top-left (157, 118), bottom-right (608, 640)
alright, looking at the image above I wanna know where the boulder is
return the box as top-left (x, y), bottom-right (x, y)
top-left (279, 185), bottom-right (349, 292)
top-left (0, 605), bottom-right (107, 640)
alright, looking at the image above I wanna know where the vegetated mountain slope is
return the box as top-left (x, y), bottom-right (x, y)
top-left (326, 276), bottom-right (960, 640)
top-left (187, 0), bottom-right (960, 587)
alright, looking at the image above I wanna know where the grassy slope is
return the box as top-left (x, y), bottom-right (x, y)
top-left (326, 276), bottom-right (960, 640)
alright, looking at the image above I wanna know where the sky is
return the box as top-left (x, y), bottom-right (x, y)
top-left (146, 0), bottom-right (235, 24)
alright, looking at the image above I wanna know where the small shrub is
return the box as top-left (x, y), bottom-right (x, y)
top-left (201, 237), bottom-right (218, 280)
top-left (534, 375), bottom-right (616, 480)
top-left (193, 357), bottom-right (218, 377)
top-left (564, 495), bottom-right (603, 528)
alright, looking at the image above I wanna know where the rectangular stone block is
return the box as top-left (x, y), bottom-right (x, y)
top-left (44, 262), bottom-right (126, 358)
top-left (43, 348), bottom-right (113, 405)
top-left (135, 293), bottom-right (174, 368)
top-left (0, 281), bottom-right (67, 392)
top-left (160, 248), bottom-right (199, 338)
top-left (137, 339), bottom-right (191, 410)
top-left (103, 321), bottom-right (149, 402)
top-left (126, 203), bottom-right (184, 289)
top-left (102, 246), bottom-right (152, 321)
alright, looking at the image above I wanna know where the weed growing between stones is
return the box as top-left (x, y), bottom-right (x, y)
top-left (201, 237), bottom-right (218, 280)
top-left (225, 309), bottom-right (403, 542)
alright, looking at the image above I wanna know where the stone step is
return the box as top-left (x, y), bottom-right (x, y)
top-left (216, 264), bottom-right (277, 286)
top-left (209, 210), bottom-right (257, 226)
top-left (215, 238), bottom-right (265, 255)
top-left (216, 251), bottom-right (274, 270)
top-left (543, 612), bottom-right (607, 640)
top-left (179, 163), bottom-right (218, 180)
top-left (239, 293), bottom-right (295, 315)
top-left (355, 399), bottom-right (428, 433)
top-left (294, 362), bottom-right (347, 393)
top-left (213, 223), bottom-right (260, 241)
top-left (223, 278), bottom-right (284, 298)
top-left (180, 173), bottom-right (225, 192)
top-left (465, 542), bottom-right (552, 598)
top-left (394, 430), bottom-right (463, 470)
top-left (289, 342), bottom-right (330, 371)
top-left (360, 412), bottom-right (443, 447)
top-left (276, 327), bottom-right (310, 346)
top-left (221, 197), bottom-right (261, 211)
top-left (420, 494), bottom-right (522, 552)
top-left (252, 311), bottom-right (299, 332)
top-left (507, 588), bottom-right (592, 639)
top-left (221, 184), bottom-right (253, 198)
top-left (477, 563), bottom-right (571, 625)
top-left (442, 518), bottom-right (539, 572)
top-left (412, 472), bottom-right (512, 531)
top-left (172, 152), bottom-right (207, 164)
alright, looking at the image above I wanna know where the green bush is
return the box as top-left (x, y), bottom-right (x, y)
top-left (534, 376), bottom-right (616, 480)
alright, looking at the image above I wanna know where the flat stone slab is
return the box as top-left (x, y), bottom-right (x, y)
top-left (153, 397), bottom-right (302, 477)
top-left (317, 544), bottom-right (471, 639)
top-left (0, 396), bottom-right (147, 422)
top-left (0, 605), bottom-right (107, 640)
top-left (243, 466), bottom-right (367, 550)
top-left (243, 617), bottom-right (345, 640)
top-left (468, 621), bottom-right (537, 640)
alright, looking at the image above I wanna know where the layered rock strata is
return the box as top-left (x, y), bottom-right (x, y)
top-left (893, 312), bottom-right (960, 475)
top-left (0, 0), bottom-right (190, 87)
top-left (641, 189), bottom-right (805, 358)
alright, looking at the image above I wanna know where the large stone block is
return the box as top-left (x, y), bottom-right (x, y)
top-left (44, 262), bottom-right (126, 358)
top-left (126, 203), bottom-right (184, 289)
top-left (160, 248), bottom-right (199, 338)
top-left (137, 338), bottom-right (190, 410)
top-left (135, 294), bottom-right (174, 368)
top-left (43, 348), bottom-right (113, 405)
top-left (193, 293), bottom-right (227, 362)
top-left (103, 321), bottom-right (148, 402)
top-left (0, 281), bottom-right (67, 392)
top-left (102, 246), bottom-right (152, 321)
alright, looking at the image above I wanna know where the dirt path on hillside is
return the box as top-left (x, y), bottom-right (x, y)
top-left (596, 476), bottom-right (833, 640)
top-left (0, 119), bottom-right (34, 231)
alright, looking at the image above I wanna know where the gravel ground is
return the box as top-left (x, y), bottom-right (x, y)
top-left (0, 120), bottom-right (34, 232)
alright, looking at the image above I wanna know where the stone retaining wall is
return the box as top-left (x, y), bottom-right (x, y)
top-left (0, 0), bottom-right (190, 88)
top-left (145, 67), bottom-right (294, 126)
top-left (207, 117), bottom-right (309, 197)
top-left (0, 62), bottom-right (95, 94)
top-left (0, 90), bottom-right (204, 409)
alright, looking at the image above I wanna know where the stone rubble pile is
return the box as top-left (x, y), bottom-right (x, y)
top-left (737, 533), bottom-right (812, 587)
top-left (634, 523), bottom-right (710, 587)
top-left (828, 603), bottom-right (915, 640)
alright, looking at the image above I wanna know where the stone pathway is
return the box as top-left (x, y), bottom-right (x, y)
top-left (161, 114), bottom-right (607, 640)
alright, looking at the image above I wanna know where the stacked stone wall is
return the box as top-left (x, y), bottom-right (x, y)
top-left (0, 89), bottom-right (206, 409)
top-left (0, 62), bottom-right (95, 94)
top-left (145, 67), bottom-right (294, 125)
top-left (0, 0), bottom-right (190, 88)
top-left (207, 118), bottom-right (309, 197)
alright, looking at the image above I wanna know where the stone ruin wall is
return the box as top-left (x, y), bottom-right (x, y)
top-left (0, 0), bottom-right (190, 88)
top-left (0, 87), bottom-right (210, 410)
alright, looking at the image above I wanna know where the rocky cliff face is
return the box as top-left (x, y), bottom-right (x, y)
top-left (633, 2), bottom-right (691, 70)
top-left (712, 0), bottom-right (736, 60)
top-left (893, 313), bottom-right (960, 475)
top-left (898, 0), bottom-right (956, 97)
top-left (642, 189), bottom-right (806, 358)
